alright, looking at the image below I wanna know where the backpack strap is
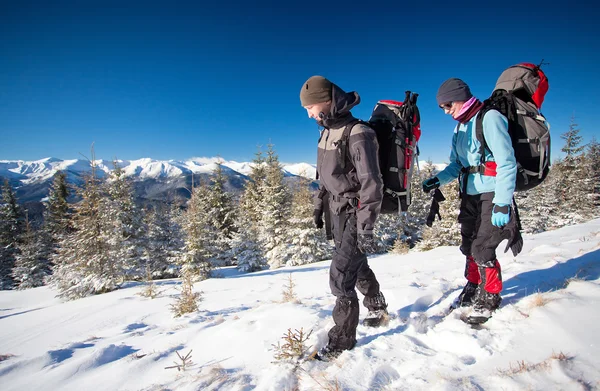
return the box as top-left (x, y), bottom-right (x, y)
top-left (316, 129), bottom-right (326, 181)
top-left (457, 106), bottom-right (495, 196)
top-left (337, 119), bottom-right (363, 170)
top-left (475, 108), bottom-right (490, 168)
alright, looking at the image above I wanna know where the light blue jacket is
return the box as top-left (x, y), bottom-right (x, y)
top-left (436, 109), bottom-right (517, 206)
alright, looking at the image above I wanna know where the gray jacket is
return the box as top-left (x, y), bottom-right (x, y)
top-left (314, 85), bottom-right (383, 235)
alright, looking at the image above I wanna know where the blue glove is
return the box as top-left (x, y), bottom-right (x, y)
top-left (422, 177), bottom-right (440, 193)
top-left (491, 204), bottom-right (510, 227)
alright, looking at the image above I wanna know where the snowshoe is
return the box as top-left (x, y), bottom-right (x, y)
top-left (465, 291), bottom-right (502, 324)
top-left (362, 309), bottom-right (390, 327)
top-left (465, 307), bottom-right (492, 324)
top-left (313, 345), bottom-right (346, 361)
top-left (450, 282), bottom-right (479, 310)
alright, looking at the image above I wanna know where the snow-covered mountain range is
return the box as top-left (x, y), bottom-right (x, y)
top-left (0, 157), bottom-right (318, 185)
top-left (0, 157), bottom-right (446, 206)
top-left (0, 157), bottom-right (320, 205)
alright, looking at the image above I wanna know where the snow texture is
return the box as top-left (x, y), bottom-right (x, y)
top-left (1, 219), bottom-right (599, 390)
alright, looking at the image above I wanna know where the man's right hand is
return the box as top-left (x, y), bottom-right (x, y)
top-left (313, 209), bottom-right (324, 229)
top-left (422, 177), bottom-right (440, 193)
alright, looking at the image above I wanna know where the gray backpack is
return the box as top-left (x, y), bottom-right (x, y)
top-left (475, 62), bottom-right (550, 191)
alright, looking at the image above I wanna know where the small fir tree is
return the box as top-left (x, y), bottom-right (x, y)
top-left (170, 270), bottom-right (201, 317)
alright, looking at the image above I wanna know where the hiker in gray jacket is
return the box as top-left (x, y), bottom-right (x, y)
top-left (300, 75), bottom-right (389, 360)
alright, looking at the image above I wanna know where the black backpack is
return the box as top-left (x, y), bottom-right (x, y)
top-left (475, 62), bottom-right (550, 191)
top-left (337, 92), bottom-right (420, 214)
top-left (367, 91), bottom-right (421, 213)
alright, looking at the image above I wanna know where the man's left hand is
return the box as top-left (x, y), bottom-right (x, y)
top-left (491, 204), bottom-right (510, 227)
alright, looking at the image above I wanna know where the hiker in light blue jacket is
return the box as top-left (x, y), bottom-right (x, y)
top-left (422, 78), bottom-right (521, 324)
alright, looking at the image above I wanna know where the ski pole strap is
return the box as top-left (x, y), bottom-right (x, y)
top-left (426, 188), bottom-right (446, 227)
top-left (458, 169), bottom-right (468, 197)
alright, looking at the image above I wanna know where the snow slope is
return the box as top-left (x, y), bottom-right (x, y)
top-left (1, 220), bottom-right (599, 391)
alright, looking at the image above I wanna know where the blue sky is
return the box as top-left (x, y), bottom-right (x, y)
top-left (1, 1), bottom-right (598, 165)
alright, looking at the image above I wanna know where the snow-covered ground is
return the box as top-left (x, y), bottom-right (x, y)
top-left (1, 220), bottom-right (599, 391)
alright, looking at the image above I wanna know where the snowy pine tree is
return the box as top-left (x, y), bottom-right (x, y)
top-left (41, 170), bottom-right (73, 277)
top-left (585, 137), bottom-right (600, 209)
top-left (553, 116), bottom-right (590, 223)
top-left (103, 161), bottom-right (144, 280)
top-left (0, 179), bottom-right (24, 289)
top-left (206, 161), bottom-right (237, 266)
top-left (374, 213), bottom-right (402, 253)
top-left (382, 160), bottom-right (436, 251)
top-left (516, 116), bottom-right (594, 233)
top-left (230, 214), bottom-right (267, 273)
top-left (259, 144), bottom-right (291, 268)
top-left (282, 173), bottom-right (331, 266)
top-left (50, 157), bottom-right (124, 300)
top-left (177, 181), bottom-right (214, 280)
top-left (233, 153), bottom-right (268, 273)
top-left (239, 147), bottom-right (267, 226)
top-left (515, 158), bottom-right (567, 234)
top-left (12, 213), bottom-right (50, 289)
top-left (142, 203), bottom-right (182, 279)
top-left (416, 178), bottom-right (461, 251)
top-left (44, 171), bottom-right (72, 244)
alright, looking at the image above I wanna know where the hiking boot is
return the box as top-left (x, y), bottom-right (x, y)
top-left (467, 290), bottom-right (502, 324)
top-left (363, 308), bottom-right (390, 327)
top-left (452, 281), bottom-right (479, 309)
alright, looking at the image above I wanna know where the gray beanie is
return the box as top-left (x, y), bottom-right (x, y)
top-left (300, 75), bottom-right (332, 107)
top-left (436, 78), bottom-right (473, 106)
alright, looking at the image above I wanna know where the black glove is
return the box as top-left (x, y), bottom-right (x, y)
top-left (426, 188), bottom-right (446, 227)
top-left (422, 177), bottom-right (440, 193)
top-left (357, 234), bottom-right (378, 254)
top-left (313, 209), bottom-right (324, 229)
top-left (504, 229), bottom-right (523, 257)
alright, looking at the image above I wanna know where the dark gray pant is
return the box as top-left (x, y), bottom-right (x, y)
top-left (327, 207), bottom-right (382, 350)
top-left (457, 192), bottom-right (517, 294)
